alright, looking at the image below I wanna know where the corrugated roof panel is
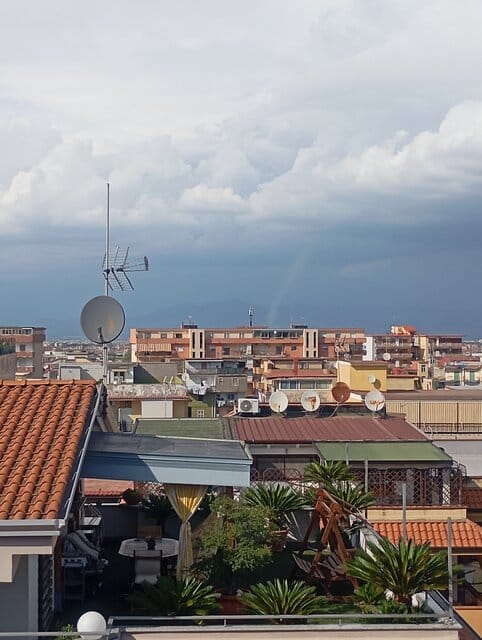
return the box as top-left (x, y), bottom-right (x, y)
top-left (227, 416), bottom-right (426, 443)
top-left (315, 441), bottom-right (452, 463)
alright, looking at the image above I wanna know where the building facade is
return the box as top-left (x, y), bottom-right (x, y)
top-left (0, 326), bottom-right (45, 378)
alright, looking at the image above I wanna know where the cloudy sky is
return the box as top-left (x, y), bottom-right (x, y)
top-left (2, 0), bottom-right (482, 337)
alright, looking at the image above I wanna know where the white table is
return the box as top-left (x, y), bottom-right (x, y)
top-left (118, 537), bottom-right (179, 558)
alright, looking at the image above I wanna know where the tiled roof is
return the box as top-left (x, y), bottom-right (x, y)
top-left (0, 380), bottom-right (96, 520)
top-left (227, 416), bottom-right (427, 444)
top-left (373, 520), bottom-right (482, 550)
top-left (461, 487), bottom-right (482, 510)
top-left (83, 479), bottom-right (133, 497)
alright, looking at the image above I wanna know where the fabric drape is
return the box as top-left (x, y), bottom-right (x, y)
top-left (164, 484), bottom-right (207, 579)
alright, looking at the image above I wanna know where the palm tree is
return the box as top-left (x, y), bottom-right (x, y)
top-left (346, 537), bottom-right (451, 609)
top-left (240, 579), bottom-right (329, 622)
top-left (327, 481), bottom-right (376, 512)
top-left (304, 460), bottom-right (354, 486)
top-left (130, 575), bottom-right (220, 616)
top-left (243, 484), bottom-right (306, 528)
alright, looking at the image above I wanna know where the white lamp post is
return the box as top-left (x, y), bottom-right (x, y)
top-left (77, 611), bottom-right (107, 640)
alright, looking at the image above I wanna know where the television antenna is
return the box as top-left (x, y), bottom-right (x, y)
top-left (80, 183), bottom-right (150, 383)
top-left (103, 184), bottom-right (149, 293)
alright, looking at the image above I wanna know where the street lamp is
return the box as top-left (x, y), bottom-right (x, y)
top-left (77, 611), bottom-right (107, 640)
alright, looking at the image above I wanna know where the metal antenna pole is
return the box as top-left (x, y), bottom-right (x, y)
top-left (402, 482), bottom-right (407, 541)
top-left (103, 183), bottom-right (110, 384)
top-left (448, 517), bottom-right (454, 617)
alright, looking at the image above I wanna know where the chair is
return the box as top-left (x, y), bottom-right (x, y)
top-left (133, 550), bottom-right (163, 585)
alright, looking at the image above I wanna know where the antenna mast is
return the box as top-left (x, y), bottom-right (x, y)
top-left (102, 183), bottom-right (110, 382)
top-left (100, 182), bottom-right (149, 383)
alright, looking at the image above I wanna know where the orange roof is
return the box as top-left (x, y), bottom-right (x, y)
top-left (83, 479), bottom-right (133, 497)
top-left (0, 380), bottom-right (96, 520)
top-left (373, 520), bottom-right (482, 550)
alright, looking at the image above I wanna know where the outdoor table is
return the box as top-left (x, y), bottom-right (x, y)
top-left (118, 537), bottom-right (179, 558)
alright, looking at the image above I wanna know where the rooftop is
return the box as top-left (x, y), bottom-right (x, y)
top-left (134, 418), bottom-right (227, 439)
top-left (227, 416), bottom-right (427, 444)
top-left (373, 520), bottom-right (482, 551)
top-left (315, 440), bottom-right (453, 463)
top-left (0, 379), bottom-right (96, 519)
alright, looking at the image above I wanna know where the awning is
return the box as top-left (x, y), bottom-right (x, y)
top-left (82, 432), bottom-right (252, 487)
top-left (315, 441), bottom-right (453, 463)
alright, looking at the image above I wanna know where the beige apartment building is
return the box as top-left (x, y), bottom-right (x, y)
top-left (0, 326), bottom-right (45, 378)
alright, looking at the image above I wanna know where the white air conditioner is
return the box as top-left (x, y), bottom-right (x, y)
top-left (238, 398), bottom-right (260, 414)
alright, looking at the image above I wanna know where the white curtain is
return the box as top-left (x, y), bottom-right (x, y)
top-left (164, 484), bottom-right (207, 579)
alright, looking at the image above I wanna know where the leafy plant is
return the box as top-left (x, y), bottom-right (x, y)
top-left (326, 481), bottom-right (376, 512)
top-left (141, 493), bottom-right (175, 526)
top-left (195, 495), bottom-right (274, 593)
top-left (304, 460), bottom-right (354, 486)
top-left (243, 484), bottom-right (306, 528)
top-left (347, 537), bottom-right (452, 609)
top-left (122, 488), bottom-right (142, 505)
top-left (240, 579), bottom-right (329, 622)
top-left (130, 575), bottom-right (220, 617)
top-left (55, 624), bottom-right (75, 640)
top-left (352, 582), bottom-right (387, 614)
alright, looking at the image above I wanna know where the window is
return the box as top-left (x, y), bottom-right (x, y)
top-left (160, 332), bottom-right (167, 339)
top-left (233, 378), bottom-right (239, 386)
top-left (175, 333), bottom-right (183, 339)
top-left (223, 347), bottom-right (230, 356)
top-left (276, 346), bottom-right (283, 355)
top-left (196, 409), bottom-right (205, 418)
top-left (291, 346), bottom-right (297, 351)
top-left (19, 345), bottom-right (26, 352)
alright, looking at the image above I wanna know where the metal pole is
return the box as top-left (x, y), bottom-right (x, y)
top-left (364, 459), bottom-right (369, 493)
top-left (402, 482), bottom-right (407, 541)
top-left (447, 516), bottom-right (454, 616)
top-left (102, 182), bottom-right (110, 384)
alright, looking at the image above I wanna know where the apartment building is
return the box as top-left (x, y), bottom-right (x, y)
top-left (0, 326), bottom-right (45, 378)
top-left (130, 324), bottom-right (367, 363)
top-left (362, 326), bottom-right (463, 369)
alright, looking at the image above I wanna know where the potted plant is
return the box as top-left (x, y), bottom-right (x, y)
top-left (121, 488), bottom-right (142, 506)
top-left (194, 495), bottom-right (275, 610)
top-left (130, 575), bottom-right (220, 617)
top-left (347, 537), bottom-right (454, 610)
top-left (243, 483), bottom-right (306, 550)
top-left (240, 579), bottom-right (329, 623)
top-left (140, 493), bottom-right (175, 537)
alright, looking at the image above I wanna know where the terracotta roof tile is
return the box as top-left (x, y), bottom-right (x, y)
top-left (228, 416), bottom-right (426, 444)
top-left (0, 380), bottom-right (96, 520)
top-left (373, 520), bottom-right (482, 550)
top-left (83, 479), bottom-right (134, 497)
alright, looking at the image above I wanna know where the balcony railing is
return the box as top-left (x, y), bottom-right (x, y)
top-left (251, 465), bottom-right (463, 507)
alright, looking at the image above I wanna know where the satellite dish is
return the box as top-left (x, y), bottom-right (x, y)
top-left (301, 390), bottom-right (321, 412)
top-left (365, 389), bottom-right (385, 412)
top-left (382, 352), bottom-right (391, 361)
top-left (331, 382), bottom-right (351, 404)
top-left (181, 372), bottom-right (190, 382)
top-left (269, 390), bottom-right (288, 413)
top-left (367, 374), bottom-right (377, 384)
top-left (80, 296), bottom-right (125, 344)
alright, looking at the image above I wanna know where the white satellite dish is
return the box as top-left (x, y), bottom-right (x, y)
top-left (367, 374), bottom-right (377, 384)
top-left (269, 390), bottom-right (288, 413)
top-left (181, 372), bottom-right (190, 382)
top-left (364, 389), bottom-right (385, 413)
top-left (382, 352), bottom-right (391, 361)
top-left (80, 295), bottom-right (125, 344)
top-left (301, 390), bottom-right (321, 412)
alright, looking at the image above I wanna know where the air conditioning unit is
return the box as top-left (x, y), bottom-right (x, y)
top-left (238, 398), bottom-right (260, 414)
